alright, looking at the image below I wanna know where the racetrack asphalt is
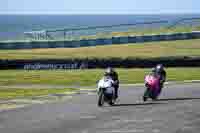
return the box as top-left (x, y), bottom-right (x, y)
top-left (0, 83), bottom-right (200, 133)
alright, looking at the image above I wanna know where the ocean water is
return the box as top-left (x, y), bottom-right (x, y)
top-left (0, 14), bottom-right (200, 41)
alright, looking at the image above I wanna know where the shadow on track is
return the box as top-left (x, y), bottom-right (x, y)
top-left (112, 102), bottom-right (166, 107)
top-left (158, 97), bottom-right (200, 102)
top-left (111, 97), bottom-right (200, 107)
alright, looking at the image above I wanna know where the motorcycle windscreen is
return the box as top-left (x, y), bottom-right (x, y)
top-left (98, 78), bottom-right (113, 88)
top-left (104, 87), bottom-right (115, 94)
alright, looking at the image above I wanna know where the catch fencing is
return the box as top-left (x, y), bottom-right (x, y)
top-left (0, 31), bottom-right (200, 49)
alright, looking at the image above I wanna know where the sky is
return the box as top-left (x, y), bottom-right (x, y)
top-left (0, 0), bottom-right (200, 14)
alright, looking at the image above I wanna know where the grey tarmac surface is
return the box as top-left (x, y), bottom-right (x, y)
top-left (1, 83), bottom-right (200, 133)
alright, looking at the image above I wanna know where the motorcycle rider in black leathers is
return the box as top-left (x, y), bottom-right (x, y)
top-left (104, 67), bottom-right (119, 99)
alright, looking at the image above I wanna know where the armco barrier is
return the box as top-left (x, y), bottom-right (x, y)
top-left (128, 36), bottom-right (137, 43)
top-left (0, 31), bottom-right (200, 49)
top-left (119, 36), bottom-right (129, 44)
top-left (112, 37), bottom-right (121, 44)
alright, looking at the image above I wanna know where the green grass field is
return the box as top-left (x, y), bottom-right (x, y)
top-left (0, 68), bottom-right (200, 99)
top-left (0, 39), bottom-right (200, 60)
top-left (1, 25), bottom-right (200, 42)
top-left (0, 88), bottom-right (76, 100)
top-left (80, 26), bottom-right (200, 40)
top-left (0, 68), bottom-right (200, 86)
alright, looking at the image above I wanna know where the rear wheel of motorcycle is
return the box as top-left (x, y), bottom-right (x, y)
top-left (152, 95), bottom-right (158, 101)
top-left (98, 91), bottom-right (104, 107)
top-left (108, 100), bottom-right (114, 106)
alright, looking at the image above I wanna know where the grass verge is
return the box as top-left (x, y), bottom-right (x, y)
top-left (0, 68), bottom-right (200, 86)
top-left (1, 25), bottom-right (200, 42)
top-left (0, 88), bottom-right (76, 100)
top-left (0, 39), bottom-right (200, 60)
top-left (80, 26), bottom-right (200, 40)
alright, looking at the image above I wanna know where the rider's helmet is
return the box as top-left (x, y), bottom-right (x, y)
top-left (104, 67), bottom-right (114, 76)
top-left (152, 67), bottom-right (156, 73)
top-left (155, 64), bottom-right (164, 73)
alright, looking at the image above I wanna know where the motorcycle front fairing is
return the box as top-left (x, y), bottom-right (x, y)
top-left (145, 74), bottom-right (161, 97)
top-left (97, 77), bottom-right (115, 95)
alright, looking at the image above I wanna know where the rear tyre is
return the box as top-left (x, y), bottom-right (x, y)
top-left (109, 101), bottom-right (114, 106)
top-left (152, 95), bottom-right (158, 101)
top-left (109, 97), bottom-right (115, 106)
top-left (150, 89), bottom-right (159, 101)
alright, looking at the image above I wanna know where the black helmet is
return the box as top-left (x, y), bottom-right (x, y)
top-left (105, 67), bottom-right (114, 76)
top-left (152, 67), bottom-right (156, 73)
top-left (156, 64), bottom-right (164, 72)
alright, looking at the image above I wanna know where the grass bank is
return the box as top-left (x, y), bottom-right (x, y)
top-left (80, 26), bottom-right (200, 40)
top-left (0, 39), bottom-right (200, 60)
top-left (1, 25), bottom-right (200, 42)
top-left (0, 88), bottom-right (76, 100)
top-left (0, 68), bottom-right (200, 86)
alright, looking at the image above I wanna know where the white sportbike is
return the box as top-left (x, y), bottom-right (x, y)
top-left (97, 76), bottom-right (116, 107)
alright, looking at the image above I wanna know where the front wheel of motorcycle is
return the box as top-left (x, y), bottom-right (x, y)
top-left (98, 91), bottom-right (104, 107)
top-left (143, 96), bottom-right (147, 102)
top-left (143, 89), bottom-right (149, 102)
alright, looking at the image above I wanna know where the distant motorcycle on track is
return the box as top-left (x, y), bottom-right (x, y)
top-left (143, 73), bottom-right (162, 102)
